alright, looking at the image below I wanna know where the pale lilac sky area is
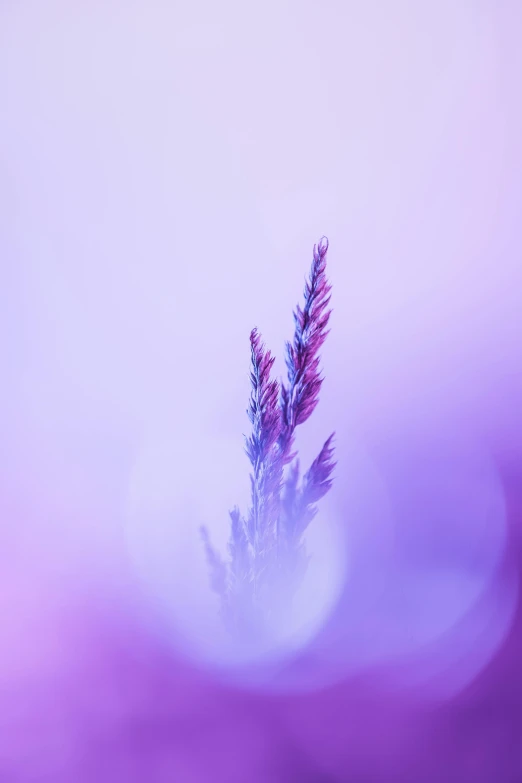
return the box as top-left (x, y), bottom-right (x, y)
top-left (1, 2), bottom-right (522, 781)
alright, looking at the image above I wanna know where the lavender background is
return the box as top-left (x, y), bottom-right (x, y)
top-left (2, 2), bottom-right (522, 781)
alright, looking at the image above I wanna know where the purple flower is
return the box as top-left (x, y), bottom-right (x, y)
top-left (201, 238), bottom-right (336, 636)
top-left (279, 236), bottom-right (332, 462)
top-left (244, 328), bottom-right (284, 559)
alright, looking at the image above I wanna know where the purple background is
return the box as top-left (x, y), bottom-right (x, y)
top-left (2, 2), bottom-right (522, 780)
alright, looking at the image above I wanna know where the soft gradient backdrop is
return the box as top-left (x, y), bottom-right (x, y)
top-left (1, 1), bottom-right (522, 781)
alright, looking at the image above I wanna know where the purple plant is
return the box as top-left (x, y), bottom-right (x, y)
top-left (201, 237), bottom-right (336, 636)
